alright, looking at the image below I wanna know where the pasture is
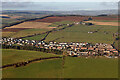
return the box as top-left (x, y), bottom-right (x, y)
top-left (10, 28), bottom-right (48, 38)
top-left (23, 33), bottom-right (47, 40)
top-left (45, 24), bottom-right (118, 44)
top-left (2, 56), bottom-right (118, 78)
top-left (2, 49), bottom-right (59, 65)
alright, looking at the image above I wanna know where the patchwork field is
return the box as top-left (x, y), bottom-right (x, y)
top-left (31, 16), bottom-right (89, 23)
top-left (30, 16), bottom-right (118, 23)
top-left (2, 15), bottom-right (119, 78)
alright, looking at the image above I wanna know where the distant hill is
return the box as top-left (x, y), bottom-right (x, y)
top-left (2, 9), bottom-right (118, 16)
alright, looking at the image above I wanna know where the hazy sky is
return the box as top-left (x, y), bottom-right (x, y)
top-left (2, 0), bottom-right (118, 11)
top-left (1, 0), bottom-right (119, 2)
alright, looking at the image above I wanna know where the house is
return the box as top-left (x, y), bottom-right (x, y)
top-left (88, 47), bottom-right (94, 50)
top-left (77, 52), bottom-right (88, 56)
top-left (80, 47), bottom-right (87, 50)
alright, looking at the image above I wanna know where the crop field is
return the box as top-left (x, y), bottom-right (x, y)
top-left (31, 16), bottom-right (118, 23)
top-left (2, 28), bottom-right (28, 32)
top-left (2, 56), bottom-right (118, 78)
top-left (2, 32), bottom-right (15, 38)
top-left (31, 16), bottom-right (89, 23)
top-left (2, 49), bottom-right (59, 65)
top-left (44, 24), bottom-right (118, 44)
top-left (85, 21), bottom-right (118, 26)
top-left (5, 22), bottom-right (53, 29)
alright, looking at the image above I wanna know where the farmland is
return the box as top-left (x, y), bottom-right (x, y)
top-left (85, 21), bottom-right (118, 26)
top-left (5, 22), bottom-right (53, 29)
top-left (2, 56), bottom-right (118, 78)
top-left (2, 14), bottom-right (119, 78)
top-left (44, 24), bottom-right (117, 44)
top-left (2, 49), bottom-right (60, 65)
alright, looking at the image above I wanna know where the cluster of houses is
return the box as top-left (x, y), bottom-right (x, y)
top-left (1, 37), bottom-right (119, 58)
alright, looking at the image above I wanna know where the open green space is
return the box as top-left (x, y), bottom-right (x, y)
top-left (48, 21), bottom-right (73, 27)
top-left (63, 57), bottom-right (118, 78)
top-left (23, 33), bottom-right (47, 40)
top-left (45, 24), bottom-right (118, 44)
top-left (2, 49), bottom-right (60, 65)
top-left (2, 56), bottom-right (118, 78)
top-left (11, 29), bottom-right (48, 38)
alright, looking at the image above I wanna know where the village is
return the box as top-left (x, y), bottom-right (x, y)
top-left (1, 37), bottom-right (119, 58)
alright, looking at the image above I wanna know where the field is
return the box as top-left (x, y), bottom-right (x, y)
top-left (30, 16), bottom-right (118, 23)
top-left (85, 21), bottom-right (118, 26)
top-left (2, 56), bottom-right (118, 78)
top-left (2, 49), bottom-right (60, 65)
top-left (43, 24), bottom-right (117, 44)
top-left (10, 29), bottom-right (48, 38)
top-left (5, 22), bottom-right (53, 29)
top-left (2, 15), bottom-right (119, 78)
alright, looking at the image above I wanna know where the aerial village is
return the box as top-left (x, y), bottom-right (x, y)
top-left (1, 37), bottom-right (119, 59)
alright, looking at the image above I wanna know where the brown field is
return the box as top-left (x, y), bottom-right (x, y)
top-left (5, 22), bottom-right (54, 29)
top-left (0, 14), bottom-right (9, 16)
top-left (85, 21), bottom-right (118, 26)
top-left (30, 16), bottom-right (118, 23)
top-left (92, 16), bottom-right (118, 21)
top-left (2, 28), bottom-right (29, 32)
top-left (31, 16), bottom-right (89, 23)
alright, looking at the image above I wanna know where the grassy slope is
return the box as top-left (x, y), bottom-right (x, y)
top-left (2, 49), bottom-right (60, 65)
top-left (2, 56), bottom-right (118, 78)
top-left (63, 57), bottom-right (118, 78)
top-left (23, 33), bottom-right (47, 40)
top-left (3, 58), bottom-right (63, 78)
top-left (48, 21), bottom-right (73, 27)
top-left (45, 24), bottom-right (118, 44)
top-left (10, 29), bottom-right (48, 38)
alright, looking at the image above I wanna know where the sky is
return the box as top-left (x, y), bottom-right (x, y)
top-left (1, 0), bottom-right (119, 11)
top-left (1, 0), bottom-right (119, 2)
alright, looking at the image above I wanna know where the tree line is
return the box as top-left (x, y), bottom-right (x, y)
top-left (2, 44), bottom-right (63, 55)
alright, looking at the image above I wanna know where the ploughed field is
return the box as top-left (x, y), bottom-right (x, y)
top-left (2, 50), bottom-right (118, 78)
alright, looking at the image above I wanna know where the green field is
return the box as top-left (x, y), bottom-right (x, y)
top-left (23, 33), bottom-right (47, 40)
top-left (10, 29), bottom-right (48, 38)
top-left (63, 57), bottom-right (118, 78)
top-left (2, 49), bottom-right (60, 65)
top-left (48, 21), bottom-right (73, 27)
top-left (2, 56), bottom-right (118, 78)
top-left (22, 24), bottom-right (118, 44)
top-left (45, 24), bottom-right (118, 44)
